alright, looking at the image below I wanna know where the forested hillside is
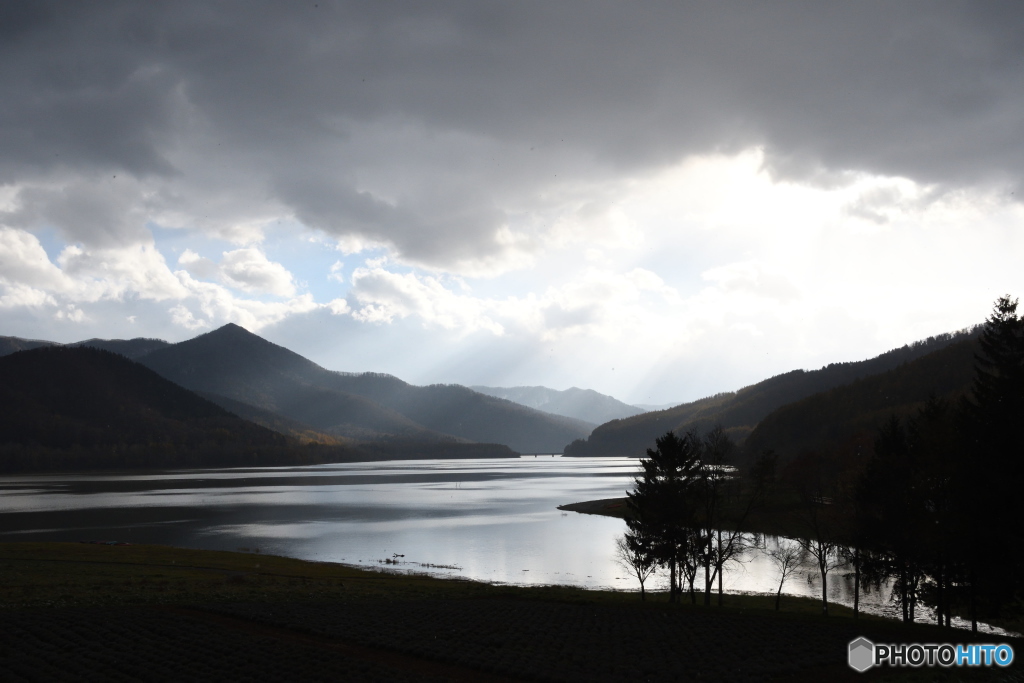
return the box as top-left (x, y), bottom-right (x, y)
top-left (197, 391), bottom-right (347, 445)
top-left (71, 337), bottom-right (172, 359)
top-left (0, 346), bottom-right (294, 471)
top-left (0, 335), bottom-right (55, 356)
top-left (615, 297), bottom-right (1024, 628)
top-left (744, 336), bottom-right (978, 459)
top-left (0, 346), bottom-right (517, 472)
top-left (564, 327), bottom-right (980, 457)
top-left (0, 336), bottom-right (171, 359)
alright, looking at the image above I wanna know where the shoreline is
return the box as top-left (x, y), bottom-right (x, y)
top-left (2, 541), bottom-right (1017, 681)
top-left (558, 498), bottom-right (1023, 638)
top-left (556, 497), bottom-right (630, 518)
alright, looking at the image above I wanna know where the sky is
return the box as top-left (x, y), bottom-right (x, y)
top-left (2, 1), bottom-right (1023, 406)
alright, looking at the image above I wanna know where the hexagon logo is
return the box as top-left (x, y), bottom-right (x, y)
top-left (848, 637), bottom-right (875, 672)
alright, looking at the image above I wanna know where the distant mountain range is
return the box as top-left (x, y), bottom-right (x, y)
top-left (564, 327), bottom-right (982, 460)
top-left (0, 335), bottom-right (56, 356)
top-left (0, 325), bottom-right (591, 458)
top-left (139, 324), bottom-right (590, 453)
top-left (0, 335), bottom-right (171, 358)
top-left (70, 337), bottom-right (172, 359)
top-left (469, 385), bottom-right (644, 425)
top-left (1, 321), bottom-right (990, 471)
top-left (0, 344), bottom-right (518, 472)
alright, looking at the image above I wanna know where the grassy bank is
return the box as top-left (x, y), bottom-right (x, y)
top-left (0, 541), bottom-right (871, 616)
top-left (1, 542), bottom-right (1019, 681)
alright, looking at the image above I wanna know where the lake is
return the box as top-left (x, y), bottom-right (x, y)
top-left (0, 456), bottom-right (1005, 633)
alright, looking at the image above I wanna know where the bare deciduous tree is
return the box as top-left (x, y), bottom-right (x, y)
top-left (763, 536), bottom-right (805, 611)
top-left (790, 452), bottom-right (844, 616)
top-left (615, 534), bottom-right (657, 600)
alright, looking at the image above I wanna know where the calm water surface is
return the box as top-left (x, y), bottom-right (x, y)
top-left (0, 456), bottom-right (1004, 633)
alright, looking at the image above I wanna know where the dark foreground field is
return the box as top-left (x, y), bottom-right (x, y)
top-left (0, 543), bottom-right (1019, 682)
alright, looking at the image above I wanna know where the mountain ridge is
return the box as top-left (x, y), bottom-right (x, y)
top-left (138, 324), bottom-right (591, 453)
top-left (71, 337), bottom-right (172, 359)
top-left (744, 336), bottom-right (978, 459)
top-left (0, 335), bottom-right (57, 356)
top-left (469, 385), bottom-right (641, 425)
top-left (0, 344), bottom-right (518, 472)
top-left (0, 335), bottom-right (172, 360)
top-left (5, 322), bottom-right (981, 461)
top-left (564, 326), bottom-right (982, 458)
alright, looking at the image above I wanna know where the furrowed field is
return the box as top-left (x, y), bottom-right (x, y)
top-left (0, 543), bottom-right (1017, 682)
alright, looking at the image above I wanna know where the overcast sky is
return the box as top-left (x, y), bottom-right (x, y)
top-left (2, 1), bottom-right (1023, 405)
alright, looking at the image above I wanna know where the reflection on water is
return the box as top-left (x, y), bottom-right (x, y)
top-left (0, 457), bottom-right (1007, 634)
top-left (0, 458), bottom-right (632, 589)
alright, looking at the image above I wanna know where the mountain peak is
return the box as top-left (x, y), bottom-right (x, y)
top-left (196, 323), bottom-right (272, 346)
top-left (211, 322), bottom-right (252, 335)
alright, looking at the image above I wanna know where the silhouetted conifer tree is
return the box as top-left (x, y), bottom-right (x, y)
top-left (957, 295), bottom-right (1024, 628)
top-left (625, 431), bottom-right (701, 602)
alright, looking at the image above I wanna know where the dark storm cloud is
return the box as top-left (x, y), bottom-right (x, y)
top-left (3, 1), bottom-right (1023, 263)
top-left (0, 2), bottom-right (184, 179)
top-left (274, 160), bottom-right (512, 265)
